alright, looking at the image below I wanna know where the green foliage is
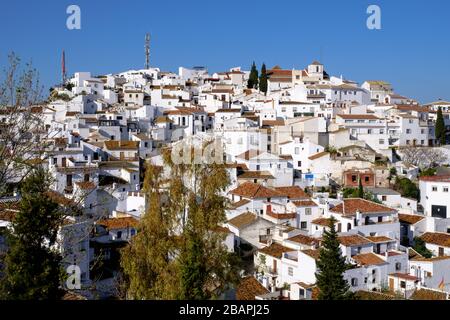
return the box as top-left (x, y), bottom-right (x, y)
top-left (388, 167), bottom-right (397, 182)
top-left (178, 232), bottom-right (207, 300)
top-left (325, 145), bottom-right (338, 155)
top-left (435, 107), bottom-right (446, 145)
top-left (394, 177), bottom-right (420, 200)
top-left (316, 217), bottom-right (353, 300)
top-left (64, 82), bottom-right (74, 91)
top-left (259, 63), bottom-right (268, 94)
top-left (413, 237), bottom-right (432, 258)
top-left (420, 168), bottom-right (437, 177)
top-left (357, 178), bottom-right (364, 198)
top-left (120, 149), bottom-right (242, 300)
top-left (0, 168), bottom-right (64, 300)
top-left (247, 62), bottom-right (259, 89)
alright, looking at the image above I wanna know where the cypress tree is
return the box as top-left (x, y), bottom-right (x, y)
top-left (357, 178), bottom-right (364, 198)
top-left (259, 63), bottom-right (268, 95)
top-left (436, 107), bottom-right (446, 145)
top-left (0, 168), bottom-right (64, 300)
top-left (247, 62), bottom-right (259, 89)
top-left (315, 217), bottom-right (353, 300)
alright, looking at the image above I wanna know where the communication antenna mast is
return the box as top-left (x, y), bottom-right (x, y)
top-left (145, 33), bottom-right (150, 69)
top-left (62, 49), bottom-right (67, 85)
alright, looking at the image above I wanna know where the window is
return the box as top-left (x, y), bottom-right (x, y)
top-left (351, 278), bottom-right (358, 287)
top-left (400, 281), bottom-right (406, 289)
top-left (117, 231), bottom-right (122, 239)
top-left (305, 208), bottom-right (312, 215)
top-left (432, 186), bottom-right (438, 192)
top-left (288, 267), bottom-right (293, 276)
top-left (130, 229), bottom-right (136, 236)
top-left (379, 139), bottom-right (385, 145)
top-left (301, 222), bottom-right (307, 229)
top-left (382, 195), bottom-right (387, 201)
top-left (365, 176), bottom-right (370, 182)
top-left (444, 187), bottom-right (449, 193)
top-left (352, 175), bottom-right (357, 183)
top-left (395, 262), bottom-right (402, 271)
top-left (295, 147), bottom-right (300, 155)
top-left (368, 129), bottom-right (372, 134)
top-left (378, 216), bottom-right (383, 223)
top-left (299, 288), bottom-right (305, 297)
top-left (298, 161), bottom-right (302, 167)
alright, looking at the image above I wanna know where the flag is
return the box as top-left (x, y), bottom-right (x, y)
top-left (439, 277), bottom-right (445, 290)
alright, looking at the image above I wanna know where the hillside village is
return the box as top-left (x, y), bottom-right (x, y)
top-left (2, 60), bottom-right (450, 300)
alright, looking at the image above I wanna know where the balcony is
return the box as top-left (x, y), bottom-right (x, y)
top-left (64, 186), bottom-right (74, 195)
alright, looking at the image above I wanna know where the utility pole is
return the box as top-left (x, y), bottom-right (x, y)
top-left (145, 33), bottom-right (150, 69)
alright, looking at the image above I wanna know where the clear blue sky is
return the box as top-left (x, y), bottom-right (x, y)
top-left (1, 0), bottom-right (449, 103)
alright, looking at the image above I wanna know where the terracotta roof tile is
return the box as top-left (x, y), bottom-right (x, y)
top-left (227, 212), bottom-right (257, 229)
top-left (352, 253), bottom-right (386, 266)
top-left (366, 236), bottom-right (395, 243)
top-left (273, 186), bottom-right (308, 200)
top-left (420, 232), bottom-right (450, 247)
top-left (301, 249), bottom-right (320, 260)
top-left (287, 234), bottom-right (319, 246)
top-left (229, 182), bottom-right (283, 199)
top-left (292, 200), bottom-right (318, 207)
top-left (259, 243), bottom-right (293, 259)
top-left (398, 214), bottom-right (425, 225)
top-left (311, 217), bottom-right (335, 227)
top-left (236, 277), bottom-right (269, 300)
top-left (339, 235), bottom-right (372, 246)
top-left (330, 198), bottom-right (395, 216)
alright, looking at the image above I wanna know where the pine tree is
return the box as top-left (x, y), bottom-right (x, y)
top-left (357, 178), bottom-right (364, 198)
top-left (0, 168), bottom-right (64, 300)
top-left (316, 217), bottom-right (353, 300)
top-left (247, 62), bottom-right (259, 89)
top-left (436, 107), bottom-right (446, 145)
top-left (259, 63), bottom-right (268, 94)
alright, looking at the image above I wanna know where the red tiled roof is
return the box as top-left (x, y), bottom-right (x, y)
top-left (227, 212), bottom-right (257, 229)
top-left (229, 182), bottom-right (283, 199)
top-left (353, 253), bottom-right (386, 266)
top-left (420, 232), bottom-right (450, 247)
top-left (419, 175), bottom-right (450, 182)
top-left (274, 186), bottom-right (308, 199)
top-left (389, 273), bottom-right (418, 281)
top-left (287, 234), bottom-right (319, 246)
top-left (330, 199), bottom-right (395, 216)
top-left (292, 200), bottom-right (318, 207)
top-left (398, 214), bottom-right (425, 225)
top-left (259, 243), bottom-right (293, 259)
top-left (339, 235), bottom-right (372, 246)
top-left (236, 277), bottom-right (269, 300)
